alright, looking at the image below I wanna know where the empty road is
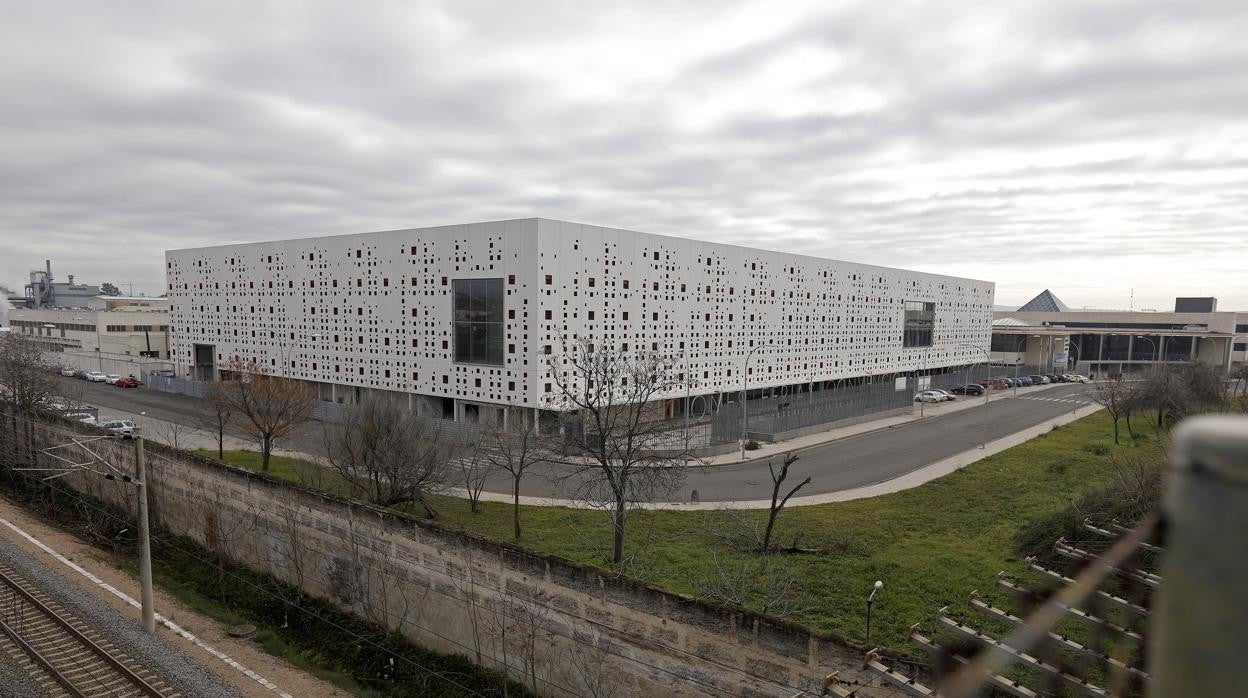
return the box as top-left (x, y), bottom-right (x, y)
top-left (59, 375), bottom-right (1094, 503)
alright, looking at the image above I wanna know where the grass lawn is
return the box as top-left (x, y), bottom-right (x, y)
top-left (197, 411), bottom-right (1157, 654)
top-left (427, 410), bottom-right (1156, 652)
top-left (190, 449), bottom-right (354, 497)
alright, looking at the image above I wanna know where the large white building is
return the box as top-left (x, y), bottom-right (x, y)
top-left (167, 218), bottom-right (994, 428)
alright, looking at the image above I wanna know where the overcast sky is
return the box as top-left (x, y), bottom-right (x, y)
top-left (2, 1), bottom-right (1246, 311)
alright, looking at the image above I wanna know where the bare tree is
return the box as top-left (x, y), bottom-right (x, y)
top-left (689, 548), bottom-right (813, 619)
top-left (547, 338), bottom-right (693, 564)
top-left (0, 334), bottom-right (64, 467)
top-left (1231, 363), bottom-right (1248, 397)
top-left (1091, 378), bottom-right (1134, 444)
top-left (760, 451), bottom-right (809, 554)
top-left (458, 436), bottom-right (490, 514)
top-left (483, 418), bottom-right (545, 539)
top-left (148, 419), bottom-right (190, 450)
top-left (0, 333), bottom-right (59, 414)
top-left (216, 358), bottom-right (317, 472)
top-left (192, 383), bottom-right (234, 460)
top-left (322, 396), bottom-right (456, 518)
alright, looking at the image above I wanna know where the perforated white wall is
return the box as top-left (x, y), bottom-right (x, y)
top-left (167, 218), bottom-right (994, 410)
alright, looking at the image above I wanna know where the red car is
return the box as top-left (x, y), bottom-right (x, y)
top-left (115, 377), bottom-right (140, 388)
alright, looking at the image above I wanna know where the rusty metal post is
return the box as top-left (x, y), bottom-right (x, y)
top-left (1150, 416), bottom-right (1248, 696)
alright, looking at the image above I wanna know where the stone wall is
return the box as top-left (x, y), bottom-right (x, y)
top-left (30, 418), bottom-right (910, 697)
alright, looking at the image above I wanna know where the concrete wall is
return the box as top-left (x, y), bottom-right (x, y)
top-left (27, 418), bottom-right (906, 697)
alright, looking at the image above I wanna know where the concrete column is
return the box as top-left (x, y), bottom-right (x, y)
top-left (503, 406), bottom-right (510, 431)
top-left (532, 407), bottom-right (540, 435)
top-left (1127, 335), bottom-right (1134, 371)
top-left (1191, 337), bottom-right (1198, 361)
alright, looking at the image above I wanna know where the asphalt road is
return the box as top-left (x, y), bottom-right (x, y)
top-left (58, 375), bottom-right (1094, 504)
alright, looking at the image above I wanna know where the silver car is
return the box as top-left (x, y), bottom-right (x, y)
top-left (99, 419), bottom-right (137, 438)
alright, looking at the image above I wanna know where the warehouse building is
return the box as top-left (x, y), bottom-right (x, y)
top-left (167, 218), bottom-right (994, 429)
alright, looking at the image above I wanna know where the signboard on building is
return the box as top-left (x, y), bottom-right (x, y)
top-left (1053, 351), bottom-right (1068, 367)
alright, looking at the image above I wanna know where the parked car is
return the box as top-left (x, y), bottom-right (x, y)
top-left (1044, 373), bottom-right (1062, 383)
top-left (85, 371), bottom-right (108, 382)
top-left (928, 388), bottom-right (957, 401)
top-left (979, 378), bottom-right (1009, 390)
top-left (99, 419), bottom-right (137, 438)
top-left (914, 390), bottom-right (945, 403)
top-left (951, 384), bottom-right (985, 396)
top-left (1015, 376), bottom-right (1033, 386)
top-left (103, 374), bottom-right (122, 385)
top-left (74, 368), bottom-right (90, 379)
top-left (115, 377), bottom-right (140, 388)
top-left (59, 366), bottom-right (77, 377)
top-left (1028, 375), bottom-right (1049, 384)
top-left (1070, 374), bottom-right (1091, 383)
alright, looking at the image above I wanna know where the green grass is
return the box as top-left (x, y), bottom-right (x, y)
top-left (200, 412), bottom-right (1158, 654)
top-left (423, 411), bottom-right (1156, 652)
top-left (191, 449), bottom-right (354, 496)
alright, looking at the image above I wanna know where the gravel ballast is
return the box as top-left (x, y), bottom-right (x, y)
top-left (0, 650), bottom-right (47, 698)
top-left (0, 538), bottom-right (243, 697)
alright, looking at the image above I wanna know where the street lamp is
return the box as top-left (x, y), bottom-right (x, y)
top-left (740, 343), bottom-right (780, 459)
top-left (1013, 334), bottom-right (1042, 397)
top-left (866, 580), bottom-right (884, 644)
top-left (916, 345), bottom-right (932, 418)
top-left (1134, 335), bottom-right (1157, 375)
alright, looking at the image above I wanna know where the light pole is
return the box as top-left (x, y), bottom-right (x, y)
top-left (917, 345), bottom-right (932, 418)
top-left (740, 343), bottom-right (779, 459)
top-left (1134, 335), bottom-right (1158, 375)
top-left (866, 580), bottom-right (883, 645)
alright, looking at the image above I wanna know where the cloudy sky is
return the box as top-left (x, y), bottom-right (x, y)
top-left (2, 0), bottom-right (1246, 310)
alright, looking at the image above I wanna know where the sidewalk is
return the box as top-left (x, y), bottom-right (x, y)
top-left (701, 382), bottom-right (1076, 466)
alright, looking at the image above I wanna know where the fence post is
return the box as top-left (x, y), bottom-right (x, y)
top-left (1149, 415), bottom-right (1248, 696)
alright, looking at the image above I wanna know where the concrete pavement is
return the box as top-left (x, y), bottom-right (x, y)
top-left (56, 374), bottom-right (1099, 507)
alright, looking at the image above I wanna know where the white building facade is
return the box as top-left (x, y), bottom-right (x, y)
top-left (167, 219), bottom-right (994, 426)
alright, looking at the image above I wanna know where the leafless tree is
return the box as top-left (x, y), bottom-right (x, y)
top-left (0, 333), bottom-right (60, 414)
top-left (458, 436), bottom-right (490, 514)
top-left (547, 338), bottom-right (693, 563)
top-left (1091, 378), bottom-right (1135, 444)
top-left (216, 357), bottom-right (318, 471)
top-left (192, 383), bottom-right (234, 460)
top-left (322, 396), bottom-right (456, 518)
top-left (689, 548), bottom-right (813, 620)
top-left (483, 418), bottom-right (546, 538)
top-left (1231, 363), bottom-right (1248, 397)
top-left (761, 451), bottom-right (809, 554)
top-left (0, 334), bottom-right (65, 467)
top-left (147, 419), bottom-right (190, 450)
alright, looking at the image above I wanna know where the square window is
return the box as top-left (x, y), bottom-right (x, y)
top-left (545, 274), bottom-right (553, 285)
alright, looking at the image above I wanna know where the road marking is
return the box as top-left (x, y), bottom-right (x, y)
top-left (1019, 396), bottom-right (1090, 405)
top-left (0, 515), bottom-right (293, 698)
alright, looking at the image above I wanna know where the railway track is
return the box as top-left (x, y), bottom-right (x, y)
top-left (0, 561), bottom-right (179, 697)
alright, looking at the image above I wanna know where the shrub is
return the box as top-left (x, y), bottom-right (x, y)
top-left (1015, 450), bottom-right (1164, 563)
top-left (1082, 443), bottom-right (1110, 456)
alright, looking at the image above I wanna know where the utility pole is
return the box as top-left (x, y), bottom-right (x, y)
top-left (134, 435), bottom-right (155, 632)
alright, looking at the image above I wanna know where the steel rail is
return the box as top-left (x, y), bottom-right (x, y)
top-left (0, 563), bottom-right (169, 697)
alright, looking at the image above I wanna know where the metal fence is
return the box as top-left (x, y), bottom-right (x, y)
top-left (712, 375), bottom-right (934, 443)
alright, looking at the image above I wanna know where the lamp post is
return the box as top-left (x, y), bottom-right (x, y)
top-left (916, 345), bottom-right (932, 418)
top-left (740, 343), bottom-right (779, 459)
top-left (866, 580), bottom-right (883, 645)
top-left (1134, 335), bottom-right (1158, 375)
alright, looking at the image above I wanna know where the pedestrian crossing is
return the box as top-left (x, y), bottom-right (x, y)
top-left (1020, 395), bottom-right (1091, 406)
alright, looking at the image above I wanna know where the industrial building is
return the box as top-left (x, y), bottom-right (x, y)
top-left (167, 218), bottom-right (994, 428)
top-left (7, 296), bottom-right (171, 374)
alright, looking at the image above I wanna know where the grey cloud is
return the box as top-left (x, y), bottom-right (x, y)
top-left (1, 0), bottom-right (1246, 310)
